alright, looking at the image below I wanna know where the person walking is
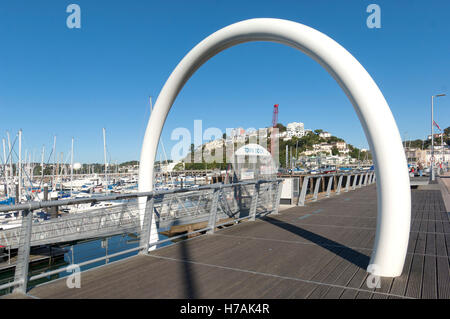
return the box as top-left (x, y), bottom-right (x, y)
top-left (418, 161), bottom-right (423, 177)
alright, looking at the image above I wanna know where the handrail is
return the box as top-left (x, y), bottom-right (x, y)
top-left (0, 179), bottom-right (280, 213)
top-left (0, 173), bottom-right (377, 296)
top-left (0, 178), bottom-right (283, 295)
top-left (0, 173), bottom-right (370, 213)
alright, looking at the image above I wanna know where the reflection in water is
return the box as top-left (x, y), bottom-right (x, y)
top-left (0, 254), bottom-right (68, 295)
top-left (0, 232), bottom-right (171, 296)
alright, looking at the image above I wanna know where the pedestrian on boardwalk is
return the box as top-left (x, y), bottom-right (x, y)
top-left (417, 161), bottom-right (423, 177)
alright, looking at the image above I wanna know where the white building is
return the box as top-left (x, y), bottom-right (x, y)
top-left (311, 143), bottom-right (332, 155)
top-left (303, 149), bottom-right (316, 156)
top-left (409, 147), bottom-right (450, 166)
top-left (427, 133), bottom-right (444, 140)
top-left (286, 122), bottom-right (305, 138)
top-left (204, 139), bottom-right (224, 151)
top-left (275, 131), bottom-right (288, 139)
top-left (228, 127), bottom-right (246, 143)
top-left (160, 161), bottom-right (183, 173)
top-left (258, 128), bottom-right (268, 137)
top-left (319, 132), bottom-right (331, 138)
top-left (334, 141), bottom-right (347, 150)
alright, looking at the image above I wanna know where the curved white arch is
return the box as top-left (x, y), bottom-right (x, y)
top-left (138, 18), bottom-right (411, 277)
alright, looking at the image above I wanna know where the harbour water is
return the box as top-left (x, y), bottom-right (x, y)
top-left (0, 232), bottom-right (171, 295)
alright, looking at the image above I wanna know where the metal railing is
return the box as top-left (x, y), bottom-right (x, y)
top-left (296, 171), bottom-right (376, 206)
top-left (0, 179), bottom-right (282, 295)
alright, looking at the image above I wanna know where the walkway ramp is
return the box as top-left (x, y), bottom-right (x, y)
top-left (28, 185), bottom-right (449, 299)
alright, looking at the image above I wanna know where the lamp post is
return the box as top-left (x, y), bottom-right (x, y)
top-left (431, 93), bottom-right (446, 181)
top-left (441, 130), bottom-right (444, 169)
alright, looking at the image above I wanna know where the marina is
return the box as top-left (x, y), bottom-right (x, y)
top-left (1, 2), bottom-right (449, 305)
top-left (0, 169), bottom-right (449, 299)
top-left (13, 175), bottom-right (450, 299)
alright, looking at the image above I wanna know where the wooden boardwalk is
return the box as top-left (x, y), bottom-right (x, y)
top-left (27, 184), bottom-right (450, 299)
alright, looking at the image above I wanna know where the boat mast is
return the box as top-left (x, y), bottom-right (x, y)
top-left (24, 149), bottom-right (28, 188)
top-left (18, 129), bottom-right (22, 204)
top-left (71, 137), bottom-right (74, 196)
top-left (2, 138), bottom-right (9, 196)
top-left (59, 152), bottom-right (63, 191)
top-left (6, 132), bottom-right (13, 192)
top-left (30, 150), bottom-right (34, 184)
top-left (52, 135), bottom-right (56, 191)
top-left (103, 128), bottom-right (108, 192)
top-left (41, 145), bottom-right (45, 181)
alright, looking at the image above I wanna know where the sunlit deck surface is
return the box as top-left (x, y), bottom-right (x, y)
top-left (28, 184), bottom-right (449, 299)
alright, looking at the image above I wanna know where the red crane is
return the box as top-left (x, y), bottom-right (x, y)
top-left (272, 104), bottom-right (279, 128)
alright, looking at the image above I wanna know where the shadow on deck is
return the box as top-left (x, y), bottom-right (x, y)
top-left (24, 184), bottom-right (449, 299)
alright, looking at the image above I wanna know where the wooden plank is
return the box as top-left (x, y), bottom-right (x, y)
top-left (436, 256), bottom-right (450, 299)
top-left (306, 258), bottom-right (355, 298)
top-left (339, 269), bottom-right (369, 299)
top-left (407, 231), bottom-right (419, 254)
top-left (404, 254), bottom-right (424, 298)
top-left (26, 185), bottom-right (447, 299)
top-left (415, 232), bottom-right (427, 255)
top-left (421, 255), bottom-right (438, 299)
top-left (323, 231), bottom-right (374, 299)
top-left (371, 277), bottom-right (394, 299)
top-left (445, 233), bottom-right (450, 257)
top-left (306, 224), bottom-right (372, 298)
top-left (388, 254), bottom-right (414, 298)
top-left (435, 234), bottom-right (447, 257)
top-left (425, 232), bottom-right (436, 256)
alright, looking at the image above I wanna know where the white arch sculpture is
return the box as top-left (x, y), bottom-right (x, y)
top-left (138, 18), bottom-right (411, 277)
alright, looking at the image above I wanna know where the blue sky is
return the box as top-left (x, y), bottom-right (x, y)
top-left (0, 0), bottom-right (449, 164)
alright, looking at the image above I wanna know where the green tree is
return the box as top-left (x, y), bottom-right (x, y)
top-left (275, 123), bottom-right (286, 132)
top-left (119, 160), bottom-right (139, 167)
top-left (331, 146), bottom-right (339, 156)
top-left (328, 136), bottom-right (344, 143)
top-left (173, 162), bottom-right (184, 171)
top-left (444, 126), bottom-right (450, 136)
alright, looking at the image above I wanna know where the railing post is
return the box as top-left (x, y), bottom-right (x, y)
top-left (345, 174), bottom-right (351, 192)
top-left (160, 193), bottom-right (172, 218)
top-left (312, 176), bottom-right (321, 201)
top-left (298, 176), bottom-right (309, 206)
top-left (292, 177), bottom-right (300, 202)
top-left (268, 182), bottom-right (273, 208)
top-left (271, 181), bottom-right (282, 215)
top-left (336, 175), bottom-right (343, 195)
top-left (139, 196), bottom-right (155, 255)
top-left (325, 175), bottom-right (333, 197)
top-left (352, 174), bottom-right (358, 190)
top-left (357, 173), bottom-right (363, 188)
top-left (12, 209), bottom-right (33, 295)
top-left (249, 182), bottom-right (260, 221)
top-left (207, 188), bottom-right (220, 234)
top-left (364, 172), bottom-right (369, 186)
